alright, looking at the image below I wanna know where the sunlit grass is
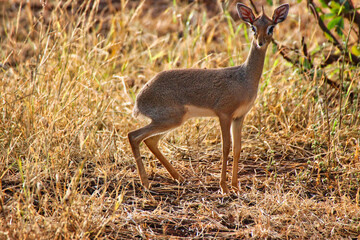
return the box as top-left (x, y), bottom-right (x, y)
top-left (0, 1), bottom-right (359, 239)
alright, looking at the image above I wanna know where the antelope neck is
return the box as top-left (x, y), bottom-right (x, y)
top-left (243, 39), bottom-right (269, 84)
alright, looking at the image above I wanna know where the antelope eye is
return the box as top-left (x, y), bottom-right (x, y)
top-left (267, 25), bottom-right (274, 35)
top-left (251, 25), bottom-right (257, 33)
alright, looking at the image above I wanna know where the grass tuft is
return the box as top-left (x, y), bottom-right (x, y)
top-left (0, 1), bottom-right (359, 239)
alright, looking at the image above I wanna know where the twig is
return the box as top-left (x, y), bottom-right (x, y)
top-left (248, 0), bottom-right (259, 15)
top-left (338, 9), bottom-right (355, 135)
top-left (307, 0), bottom-right (343, 50)
top-left (307, 0), bottom-right (360, 65)
top-left (323, 69), bottom-right (332, 166)
top-left (272, 39), bottom-right (340, 90)
top-left (301, 36), bottom-right (311, 65)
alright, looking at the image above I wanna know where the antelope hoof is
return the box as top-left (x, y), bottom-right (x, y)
top-left (231, 181), bottom-right (239, 190)
top-left (220, 182), bottom-right (230, 194)
top-left (140, 178), bottom-right (150, 190)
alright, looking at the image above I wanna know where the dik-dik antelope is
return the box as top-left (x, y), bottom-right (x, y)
top-left (128, 3), bottom-right (290, 193)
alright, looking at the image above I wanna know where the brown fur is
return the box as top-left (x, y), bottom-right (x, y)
top-left (128, 3), bottom-right (290, 194)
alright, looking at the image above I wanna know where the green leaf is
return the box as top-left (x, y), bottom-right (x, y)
top-left (326, 15), bottom-right (344, 37)
top-left (327, 16), bottom-right (343, 30)
top-left (324, 32), bottom-right (333, 42)
top-left (302, 57), bottom-right (312, 70)
top-left (351, 45), bottom-right (360, 56)
top-left (332, 118), bottom-right (338, 133)
top-left (337, 5), bottom-right (344, 15)
top-left (323, 13), bottom-right (335, 20)
top-left (329, 1), bottom-right (341, 11)
top-left (342, 0), bottom-right (351, 12)
top-left (335, 18), bottom-right (344, 36)
top-left (266, 0), bottom-right (273, 6)
top-left (318, 0), bottom-right (328, 8)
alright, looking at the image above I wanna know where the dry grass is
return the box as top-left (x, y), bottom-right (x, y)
top-left (1, 0), bottom-right (359, 239)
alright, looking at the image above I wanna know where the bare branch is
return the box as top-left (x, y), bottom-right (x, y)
top-left (307, 0), bottom-right (360, 66)
top-left (272, 39), bottom-right (340, 90)
top-left (322, 0), bottom-right (360, 33)
top-left (248, 0), bottom-right (259, 15)
top-left (301, 36), bottom-right (312, 65)
top-left (307, 0), bottom-right (343, 50)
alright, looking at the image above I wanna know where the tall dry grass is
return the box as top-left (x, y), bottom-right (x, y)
top-left (1, 0), bottom-right (359, 239)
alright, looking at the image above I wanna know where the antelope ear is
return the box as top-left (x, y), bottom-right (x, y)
top-left (272, 4), bottom-right (289, 24)
top-left (237, 3), bottom-right (256, 24)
